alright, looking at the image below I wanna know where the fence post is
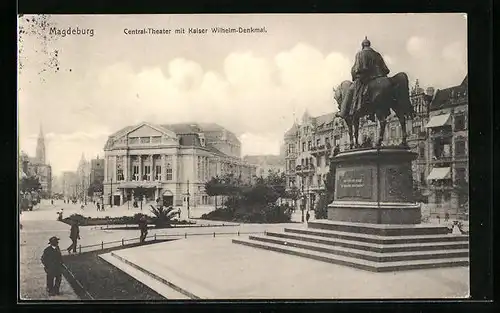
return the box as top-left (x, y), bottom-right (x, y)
top-left (101, 241), bottom-right (104, 250)
top-left (79, 245), bottom-right (81, 254)
top-left (122, 238), bottom-right (124, 246)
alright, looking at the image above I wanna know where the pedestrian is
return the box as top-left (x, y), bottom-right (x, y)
top-left (445, 212), bottom-right (450, 222)
top-left (66, 220), bottom-right (80, 254)
top-left (41, 236), bottom-right (63, 296)
top-left (51, 199), bottom-right (54, 206)
top-left (138, 216), bottom-right (148, 243)
top-left (306, 210), bottom-right (311, 224)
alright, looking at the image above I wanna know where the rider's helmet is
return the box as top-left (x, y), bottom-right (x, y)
top-left (362, 36), bottom-right (371, 48)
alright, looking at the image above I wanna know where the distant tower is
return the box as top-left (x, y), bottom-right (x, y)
top-left (35, 124), bottom-right (46, 164)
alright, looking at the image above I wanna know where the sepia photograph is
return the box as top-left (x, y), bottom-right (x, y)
top-left (18, 13), bottom-right (469, 300)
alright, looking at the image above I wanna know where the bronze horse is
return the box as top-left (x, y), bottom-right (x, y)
top-left (333, 72), bottom-right (415, 148)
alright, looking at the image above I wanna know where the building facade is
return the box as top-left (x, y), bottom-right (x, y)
top-left (62, 171), bottom-right (79, 199)
top-left (425, 75), bottom-right (468, 218)
top-left (283, 80), bottom-right (434, 212)
top-left (102, 122), bottom-right (256, 207)
top-left (243, 155), bottom-right (285, 178)
top-left (90, 156), bottom-right (105, 184)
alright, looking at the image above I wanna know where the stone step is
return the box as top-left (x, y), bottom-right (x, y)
top-left (232, 238), bottom-right (469, 272)
top-left (247, 235), bottom-right (469, 263)
top-left (99, 253), bottom-right (191, 299)
top-left (285, 227), bottom-right (469, 245)
top-left (265, 231), bottom-right (469, 253)
top-left (307, 220), bottom-right (449, 236)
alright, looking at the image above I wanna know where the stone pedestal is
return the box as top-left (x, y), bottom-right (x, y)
top-left (328, 147), bottom-right (421, 224)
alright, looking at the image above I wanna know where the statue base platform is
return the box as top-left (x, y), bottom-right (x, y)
top-left (328, 147), bottom-right (420, 225)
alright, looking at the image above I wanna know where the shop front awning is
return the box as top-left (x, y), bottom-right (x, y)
top-left (425, 113), bottom-right (451, 128)
top-left (427, 167), bottom-right (451, 180)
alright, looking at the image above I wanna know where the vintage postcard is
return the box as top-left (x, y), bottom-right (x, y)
top-left (18, 13), bottom-right (469, 300)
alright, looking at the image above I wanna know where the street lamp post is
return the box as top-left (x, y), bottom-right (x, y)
top-left (301, 176), bottom-right (305, 222)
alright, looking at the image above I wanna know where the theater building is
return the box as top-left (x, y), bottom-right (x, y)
top-left (102, 122), bottom-right (256, 207)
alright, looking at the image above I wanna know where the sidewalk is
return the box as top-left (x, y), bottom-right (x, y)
top-left (20, 220), bottom-right (79, 300)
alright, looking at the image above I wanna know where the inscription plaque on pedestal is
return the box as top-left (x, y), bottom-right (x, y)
top-left (336, 168), bottom-right (373, 200)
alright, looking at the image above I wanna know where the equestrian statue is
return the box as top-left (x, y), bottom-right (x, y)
top-left (333, 37), bottom-right (415, 149)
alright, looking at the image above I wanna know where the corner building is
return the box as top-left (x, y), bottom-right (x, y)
top-left (425, 75), bottom-right (468, 218)
top-left (103, 122), bottom-right (256, 207)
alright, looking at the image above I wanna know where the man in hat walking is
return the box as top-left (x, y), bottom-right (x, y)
top-left (67, 220), bottom-right (80, 254)
top-left (41, 236), bottom-right (63, 296)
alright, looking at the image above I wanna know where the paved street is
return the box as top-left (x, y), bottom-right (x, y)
top-left (19, 219), bottom-right (79, 300)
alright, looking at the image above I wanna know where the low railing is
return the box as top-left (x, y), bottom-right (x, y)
top-left (65, 231), bottom-right (267, 255)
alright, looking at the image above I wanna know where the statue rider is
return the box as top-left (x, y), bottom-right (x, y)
top-left (349, 37), bottom-right (390, 122)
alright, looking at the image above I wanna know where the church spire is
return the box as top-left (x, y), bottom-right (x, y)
top-left (35, 124), bottom-right (46, 164)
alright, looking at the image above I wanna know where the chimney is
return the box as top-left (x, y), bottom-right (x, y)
top-left (425, 87), bottom-right (435, 97)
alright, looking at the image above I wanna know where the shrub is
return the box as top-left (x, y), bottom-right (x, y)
top-left (66, 214), bottom-right (89, 225)
top-left (150, 205), bottom-right (177, 227)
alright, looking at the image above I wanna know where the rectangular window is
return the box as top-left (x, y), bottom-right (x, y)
top-left (129, 137), bottom-right (139, 144)
top-left (155, 165), bottom-right (162, 181)
top-left (166, 162), bottom-right (173, 181)
top-left (454, 113), bottom-right (466, 131)
top-left (455, 167), bottom-right (466, 183)
top-left (390, 127), bottom-right (397, 139)
top-left (419, 146), bottom-right (425, 158)
top-left (308, 141), bottom-right (312, 150)
top-left (152, 136), bottom-right (161, 144)
top-left (117, 169), bottom-right (124, 181)
top-left (316, 139), bottom-right (320, 146)
top-left (334, 135), bottom-right (340, 146)
top-left (455, 140), bottom-right (466, 157)
top-left (302, 142), bottom-right (306, 152)
top-left (132, 165), bottom-right (139, 181)
top-left (413, 125), bottom-right (421, 135)
top-left (140, 137), bottom-right (151, 144)
top-left (144, 166), bottom-right (151, 181)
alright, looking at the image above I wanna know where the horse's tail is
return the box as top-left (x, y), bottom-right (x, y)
top-left (391, 72), bottom-right (415, 118)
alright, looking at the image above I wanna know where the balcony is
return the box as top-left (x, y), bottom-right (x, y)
top-left (310, 144), bottom-right (331, 156)
top-left (431, 129), bottom-right (453, 139)
top-left (295, 164), bottom-right (315, 176)
top-left (309, 184), bottom-right (325, 191)
top-left (430, 154), bottom-right (453, 164)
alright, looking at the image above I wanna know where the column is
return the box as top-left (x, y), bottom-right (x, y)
top-left (150, 154), bottom-right (154, 181)
top-left (124, 155), bottom-right (129, 181)
top-left (113, 156), bottom-right (117, 182)
top-left (161, 155), bottom-right (166, 182)
top-left (138, 155), bottom-right (143, 181)
top-left (172, 154), bottom-right (178, 182)
top-left (104, 156), bottom-right (108, 183)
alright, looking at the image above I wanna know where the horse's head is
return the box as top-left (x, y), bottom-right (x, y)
top-left (333, 81), bottom-right (352, 111)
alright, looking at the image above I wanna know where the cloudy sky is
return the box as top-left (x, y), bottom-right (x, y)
top-left (18, 13), bottom-right (467, 176)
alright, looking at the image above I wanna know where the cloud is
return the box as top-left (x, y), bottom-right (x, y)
top-left (406, 36), bottom-right (434, 59)
top-left (20, 42), bottom-right (353, 175)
